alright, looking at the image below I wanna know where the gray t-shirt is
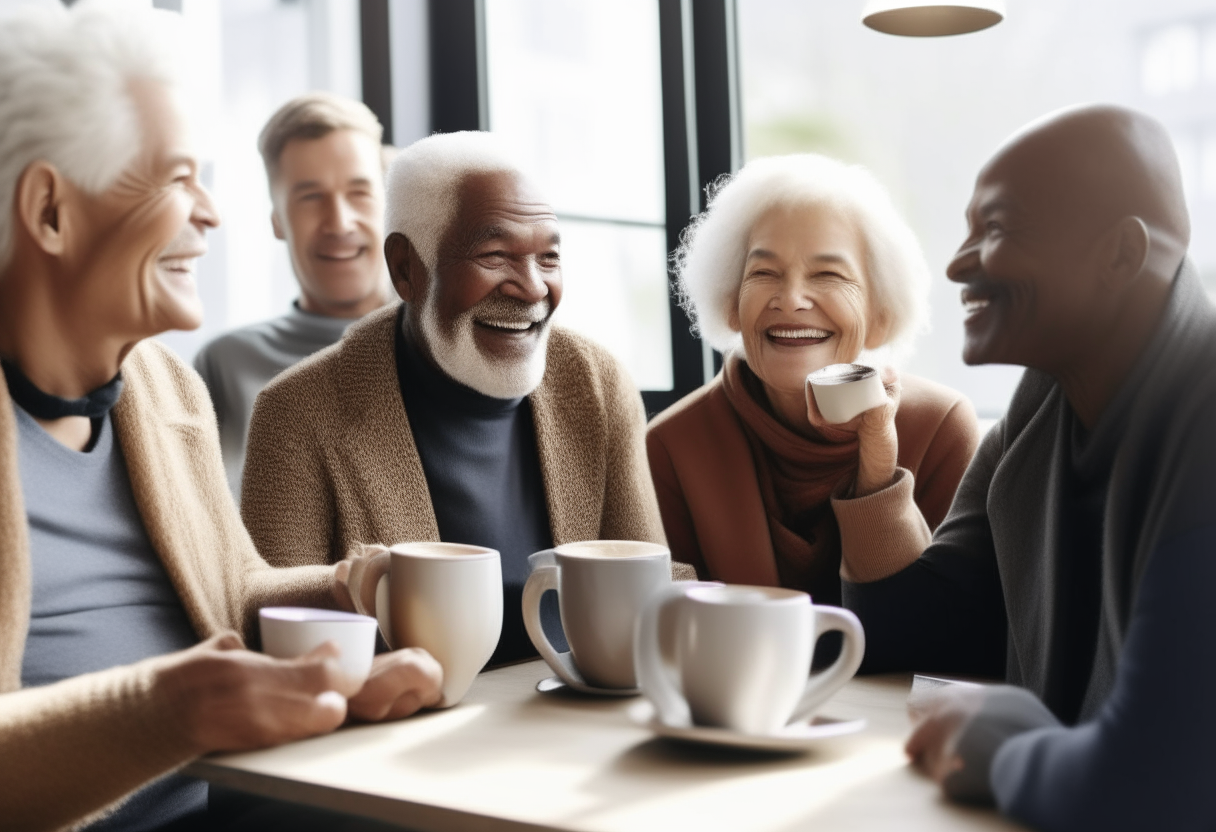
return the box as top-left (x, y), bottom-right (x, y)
top-left (193, 302), bottom-right (355, 497)
top-left (15, 405), bottom-right (205, 830)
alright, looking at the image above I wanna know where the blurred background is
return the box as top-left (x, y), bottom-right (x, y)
top-left (6, 0), bottom-right (1214, 419)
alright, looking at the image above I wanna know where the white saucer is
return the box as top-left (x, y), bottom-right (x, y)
top-left (627, 700), bottom-right (866, 752)
top-left (534, 652), bottom-right (640, 697)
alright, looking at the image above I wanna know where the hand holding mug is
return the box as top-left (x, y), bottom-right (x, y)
top-left (806, 363), bottom-right (901, 497)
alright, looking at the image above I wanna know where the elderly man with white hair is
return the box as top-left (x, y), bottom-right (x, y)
top-left (647, 154), bottom-right (980, 610)
top-left (0, 5), bottom-right (443, 830)
top-left (241, 131), bottom-right (676, 666)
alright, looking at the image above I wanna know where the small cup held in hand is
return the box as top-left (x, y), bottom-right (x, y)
top-left (807, 363), bottom-right (887, 424)
top-left (259, 607), bottom-right (377, 683)
top-left (634, 584), bottom-right (865, 735)
top-left (523, 540), bottom-right (671, 691)
top-left (347, 542), bottom-right (503, 708)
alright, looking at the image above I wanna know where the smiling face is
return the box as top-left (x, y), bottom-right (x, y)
top-left (65, 77), bottom-right (217, 340)
top-left (402, 169), bottom-right (562, 398)
top-left (730, 202), bottom-right (877, 400)
top-left (271, 128), bottom-right (386, 318)
top-left (947, 150), bottom-right (1108, 371)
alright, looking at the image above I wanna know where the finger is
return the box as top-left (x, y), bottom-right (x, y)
top-left (208, 632), bottom-right (245, 652)
top-left (279, 648), bottom-right (363, 699)
top-left (332, 561), bottom-right (355, 612)
top-left (349, 651), bottom-right (444, 722)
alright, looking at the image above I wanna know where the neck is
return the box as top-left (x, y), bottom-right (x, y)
top-left (0, 261), bottom-right (133, 399)
top-left (299, 282), bottom-right (391, 319)
top-left (1055, 271), bottom-right (1173, 429)
top-left (761, 379), bottom-right (817, 439)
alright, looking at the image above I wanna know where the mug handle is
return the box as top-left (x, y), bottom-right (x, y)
top-left (522, 549), bottom-right (584, 688)
top-left (788, 605), bottom-right (866, 724)
top-left (633, 584), bottom-right (693, 727)
top-left (348, 545), bottom-right (394, 648)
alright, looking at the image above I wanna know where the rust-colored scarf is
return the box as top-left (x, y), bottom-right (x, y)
top-left (720, 353), bottom-right (860, 603)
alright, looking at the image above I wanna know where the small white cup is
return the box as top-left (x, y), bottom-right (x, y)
top-left (259, 607), bottom-right (378, 683)
top-left (635, 584), bottom-right (865, 735)
top-left (807, 363), bottom-right (888, 424)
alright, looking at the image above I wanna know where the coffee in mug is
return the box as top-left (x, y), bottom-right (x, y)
top-left (807, 363), bottom-right (887, 424)
top-left (635, 584), bottom-right (865, 735)
top-left (348, 542), bottom-right (503, 707)
top-left (522, 540), bottom-right (671, 690)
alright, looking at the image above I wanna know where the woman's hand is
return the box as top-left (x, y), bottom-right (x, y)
top-left (347, 648), bottom-right (444, 722)
top-left (806, 366), bottom-right (901, 497)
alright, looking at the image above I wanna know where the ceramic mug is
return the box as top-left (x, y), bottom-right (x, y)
top-left (522, 540), bottom-right (671, 690)
top-left (349, 542), bottom-right (503, 707)
top-left (634, 584), bottom-right (865, 735)
top-left (807, 363), bottom-right (888, 424)
top-left (259, 607), bottom-right (378, 683)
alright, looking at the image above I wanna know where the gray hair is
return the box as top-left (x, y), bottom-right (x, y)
top-left (384, 131), bottom-right (522, 271)
top-left (675, 153), bottom-right (930, 355)
top-left (0, 0), bottom-right (186, 271)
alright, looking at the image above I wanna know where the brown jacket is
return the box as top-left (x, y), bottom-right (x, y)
top-left (241, 304), bottom-right (667, 567)
top-left (0, 341), bottom-right (338, 832)
top-left (647, 370), bottom-right (979, 593)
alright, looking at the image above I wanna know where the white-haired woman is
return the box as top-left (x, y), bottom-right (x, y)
top-left (647, 154), bottom-right (980, 604)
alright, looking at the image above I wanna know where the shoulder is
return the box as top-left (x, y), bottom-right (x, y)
top-left (646, 375), bottom-right (743, 464)
top-left (193, 318), bottom-right (282, 370)
top-left (122, 338), bottom-right (216, 427)
top-left (895, 374), bottom-right (977, 435)
top-left (648, 375), bottom-right (730, 437)
top-left (542, 326), bottom-right (635, 403)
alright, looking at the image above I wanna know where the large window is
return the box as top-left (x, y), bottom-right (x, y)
top-left (738, 0), bottom-right (1216, 418)
top-left (484, 0), bottom-right (673, 390)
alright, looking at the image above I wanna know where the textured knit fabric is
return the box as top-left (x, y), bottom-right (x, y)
top-left (16, 407), bottom-right (207, 830)
top-left (193, 302), bottom-right (359, 497)
top-left (0, 340), bottom-right (340, 832)
top-left (393, 317), bottom-right (561, 664)
top-left (241, 303), bottom-right (669, 573)
top-left (842, 261), bottom-right (1216, 828)
top-left (646, 356), bottom-right (978, 605)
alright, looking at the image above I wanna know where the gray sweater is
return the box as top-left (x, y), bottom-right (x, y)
top-left (844, 260), bottom-right (1216, 830)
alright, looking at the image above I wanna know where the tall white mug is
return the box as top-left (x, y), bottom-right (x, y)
top-left (635, 584), bottom-right (865, 735)
top-left (522, 540), bottom-right (671, 690)
top-left (348, 542), bottom-right (503, 707)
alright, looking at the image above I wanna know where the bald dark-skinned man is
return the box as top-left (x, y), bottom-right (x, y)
top-left (837, 104), bottom-right (1216, 830)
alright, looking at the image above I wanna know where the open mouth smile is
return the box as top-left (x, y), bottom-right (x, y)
top-left (960, 285), bottom-right (1000, 321)
top-left (316, 247), bottom-right (367, 262)
top-left (474, 319), bottom-right (545, 336)
top-left (766, 326), bottom-right (833, 347)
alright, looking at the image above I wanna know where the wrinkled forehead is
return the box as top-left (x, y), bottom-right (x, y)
top-left (442, 169), bottom-right (559, 248)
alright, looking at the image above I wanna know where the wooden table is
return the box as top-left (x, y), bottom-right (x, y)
top-left (187, 660), bottom-right (1024, 831)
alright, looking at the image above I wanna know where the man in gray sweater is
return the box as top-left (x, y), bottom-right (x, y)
top-left (840, 104), bottom-right (1216, 831)
top-left (194, 93), bottom-right (393, 496)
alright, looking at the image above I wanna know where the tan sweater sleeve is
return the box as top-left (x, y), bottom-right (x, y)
top-left (832, 467), bottom-right (932, 582)
top-left (596, 356), bottom-right (666, 547)
top-left (0, 657), bottom-right (198, 832)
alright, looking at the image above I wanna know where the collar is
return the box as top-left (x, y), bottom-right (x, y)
top-left (0, 359), bottom-right (123, 421)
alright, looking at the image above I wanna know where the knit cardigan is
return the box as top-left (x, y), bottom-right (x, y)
top-left (0, 340), bottom-right (338, 832)
top-left (241, 304), bottom-right (670, 568)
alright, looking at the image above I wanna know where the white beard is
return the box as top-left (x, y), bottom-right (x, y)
top-left (418, 289), bottom-right (551, 399)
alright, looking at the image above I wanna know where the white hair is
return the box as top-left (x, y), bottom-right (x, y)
top-left (0, 0), bottom-right (185, 271)
top-left (384, 131), bottom-right (521, 270)
top-left (675, 153), bottom-right (931, 357)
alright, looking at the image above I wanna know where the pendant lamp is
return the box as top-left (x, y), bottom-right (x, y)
top-left (861, 1), bottom-right (1005, 37)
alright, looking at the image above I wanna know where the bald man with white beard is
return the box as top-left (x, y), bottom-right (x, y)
top-left (241, 132), bottom-right (684, 667)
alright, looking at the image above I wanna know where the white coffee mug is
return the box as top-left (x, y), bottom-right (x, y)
top-left (259, 607), bottom-right (378, 683)
top-left (807, 363), bottom-right (888, 424)
top-left (522, 540), bottom-right (671, 690)
top-left (348, 542), bottom-right (503, 707)
top-left (635, 584), bottom-right (865, 735)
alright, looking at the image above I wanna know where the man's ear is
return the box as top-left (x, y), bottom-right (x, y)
top-left (15, 161), bottom-right (68, 257)
top-left (1103, 216), bottom-right (1150, 288)
top-left (271, 209), bottom-right (285, 241)
top-left (385, 232), bottom-right (421, 303)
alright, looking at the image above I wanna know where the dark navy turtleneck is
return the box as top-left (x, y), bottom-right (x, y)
top-left (394, 314), bottom-right (563, 665)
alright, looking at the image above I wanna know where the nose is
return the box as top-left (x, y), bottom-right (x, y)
top-left (191, 180), bottom-right (221, 230)
top-left (322, 195), bottom-right (356, 233)
top-left (499, 257), bottom-right (550, 305)
top-left (769, 274), bottom-right (813, 311)
top-left (946, 238), bottom-right (980, 283)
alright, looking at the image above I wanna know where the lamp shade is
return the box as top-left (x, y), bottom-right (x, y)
top-left (862, 1), bottom-right (1005, 37)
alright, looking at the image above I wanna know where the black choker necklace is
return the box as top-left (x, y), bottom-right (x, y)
top-left (1, 359), bottom-right (123, 420)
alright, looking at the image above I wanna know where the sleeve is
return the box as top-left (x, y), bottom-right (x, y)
top-left (842, 423), bottom-right (1007, 676)
top-left (646, 426), bottom-right (711, 579)
top-left (191, 342), bottom-right (225, 433)
top-left (240, 382), bottom-right (339, 570)
top-left (977, 523), bottom-right (1216, 832)
top-left (596, 358), bottom-right (666, 547)
top-left (0, 657), bottom-right (199, 832)
top-left (912, 396), bottom-right (982, 531)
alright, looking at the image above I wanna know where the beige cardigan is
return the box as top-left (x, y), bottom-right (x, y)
top-left (0, 341), bottom-right (338, 832)
top-left (241, 304), bottom-right (669, 567)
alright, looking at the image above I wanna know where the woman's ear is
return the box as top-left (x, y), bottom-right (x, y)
top-left (863, 305), bottom-right (893, 351)
top-left (726, 302), bottom-right (741, 332)
top-left (15, 161), bottom-right (68, 257)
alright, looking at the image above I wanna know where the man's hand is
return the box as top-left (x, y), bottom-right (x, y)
top-left (905, 684), bottom-right (988, 787)
top-left (348, 648), bottom-right (444, 721)
top-left (154, 633), bottom-right (362, 754)
top-left (807, 366), bottom-right (902, 497)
